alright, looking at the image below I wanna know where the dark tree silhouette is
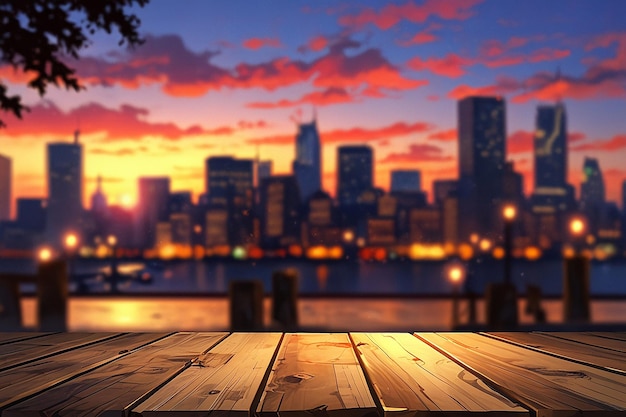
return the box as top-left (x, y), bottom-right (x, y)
top-left (0, 0), bottom-right (149, 127)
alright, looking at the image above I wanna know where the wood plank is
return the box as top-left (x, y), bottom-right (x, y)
top-left (3, 332), bottom-right (227, 417)
top-left (134, 332), bottom-right (282, 416)
top-left (351, 333), bottom-right (527, 416)
top-left (0, 333), bottom-right (50, 345)
top-left (0, 332), bottom-right (123, 371)
top-left (539, 332), bottom-right (626, 353)
top-left (256, 333), bottom-right (377, 417)
top-left (418, 332), bottom-right (626, 416)
top-left (488, 332), bottom-right (626, 374)
top-left (0, 333), bottom-right (170, 410)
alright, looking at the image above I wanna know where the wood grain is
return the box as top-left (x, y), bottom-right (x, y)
top-left (352, 333), bottom-right (527, 416)
top-left (418, 332), bottom-right (626, 416)
top-left (539, 332), bottom-right (626, 353)
top-left (256, 333), bottom-right (377, 417)
top-left (0, 333), bottom-right (170, 410)
top-left (0, 333), bottom-right (50, 345)
top-left (488, 332), bottom-right (626, 374)
top-left (3, 332), bottom-right (227, 417)
top-left (134, 332), bottom-right (281, 416)
top-left (0, 332), bottom-right (122, 371)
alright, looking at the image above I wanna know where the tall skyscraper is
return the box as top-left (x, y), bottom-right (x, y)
top-left (46, 132), bottom-right (83, 246)
top-left (337, 145), bottom-right (373, 207)
top-left (205, 156), bottom-right (254, 245)
top-left (137, 177), bottom-right (170, 248)
top-left (293, 118), bottom-right (322, 202)
top-left (0, 154), bottom-right (11, 221)
top-left (256, 160), bottom-right (273, 186)
top-left (259, 175), bottom-right (301, 248)
top-left (458, 96), bottom-right (506, 239)
top-left (90, 175), bottom-right (107, 216)
top-left (390, 170), bottom-right (421, 193)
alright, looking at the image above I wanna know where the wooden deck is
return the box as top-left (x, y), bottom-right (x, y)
top-left (0, 332), bottom-right (624, 416)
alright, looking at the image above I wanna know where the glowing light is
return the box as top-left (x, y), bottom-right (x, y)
top-left (408, 244), bottom-right (446, 260)
top-left (159, 244), bottom-right (176, 260)
top-left (492, 247), bottom-right (505, 259)
top-left (307, 245), bottom-right (328, 260)
top-left (194, 224), bottom-right (202, 234)
top-left (458, 243), bottom-right (474, 260)
top-left (343, 230), bottom-right (355, 243)
top-left (469, 233), bottom-right (479, 244)
top-left (232, 246), bottom-right (247, 260)
top-left (570, 218), bottom-right (585, 236)
top-left (448, 266), bottom-right (464, 284)
top-left (479, 238), bottom-right (492, 252)
top-left (585, 234), bottom-right (595, 245)
top-left (107, 235), bottom-right (117, 246)
top-left (38, 247), bottom-right (53, 262)
top-left (524, 246), bottom-right (542, 261)
top-left (119, 194), bottom-right (134, 208)
top-left (64, 233), bottom-right (78, 249)
top-left (502, 204), bottom-right (516, 221)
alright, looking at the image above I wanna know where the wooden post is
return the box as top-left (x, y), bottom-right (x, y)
top-left (525, 284), bottom-right (546, 323)
top-left (485, 282), bottom-right (518, 330)
top-left (229, 280), bottom-right (263, 331)
top-left (0, 276), bottom-right (22, 330)
top-left (271, 269), bottom-right (299, 329)
top-left (563, 255), bottom-right (590, 322)
top-left (37, 259), bottom-right (68, 332)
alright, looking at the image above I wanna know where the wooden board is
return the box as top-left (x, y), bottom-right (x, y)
top-left (590, 332), bottom-right (626, 342)
top-left (0, 332), bottom-right (122, 371)
top-left (351, 333), bottom-right (527, 416)
top-left (0, 333), bottom-right (50, 345)
top-left (3, 332), bottom-right (227, 417)
top-left (134, 332), bottom-right (282, 416)
top-left (539, 332), bottom-right (626, 353)
top-left (0, 333), bottom-right (170, 410)
top-left (418, 332), bottom-right (626, 416)
top-left (256, 333), bottom-right (377, 417)
top-left (488, 332), bottom-right (626, 374)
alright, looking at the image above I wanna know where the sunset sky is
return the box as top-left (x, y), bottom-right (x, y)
top-left (1, 0), bottom-right (625, 213)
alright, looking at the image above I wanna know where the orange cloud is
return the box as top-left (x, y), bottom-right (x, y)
top-left (427, 128), bottom-right (456, 141)
top-left (339, 0), bottom-right (483, 30)
top-left (2, 101), bottom-right (267, 141)
top-left (380, 143), bottom-right (452, 164)
top-left (571, 134), bottom-right (626, 152)
top-left (247, 121), bottom-right (433, 146)
top-left (247, 87), bottom-right (355, 109)
top-left (309, 36), bottom-right (329, 52)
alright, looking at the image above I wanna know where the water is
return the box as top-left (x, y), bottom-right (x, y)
top-left (3, 257), bottom-right (626, 296)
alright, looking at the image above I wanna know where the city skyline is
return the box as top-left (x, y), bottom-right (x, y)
top-left (0, 0), bottom-right (625, 211)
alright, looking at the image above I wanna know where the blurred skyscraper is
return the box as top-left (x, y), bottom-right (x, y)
top-left (46, 132), bottom-right (83, 247)
top-left (390, 170), bottom-right (421, 193)
top-left (256, 160), bottom-right (273, 186)
top-left (259, 175), bottom-right (301, 248)
top-left (137, 177), bottom-right (170, 248)
top-left (337, 145), bottom-right (373, 207)
top-left (0, 154), bottom-right (11, 221)
top-left (581, 157), bottom-right (605, 207)
top-left (458, 96), bottom-right (506, 239)
top-left (293, 118), bottom-right (321, 202)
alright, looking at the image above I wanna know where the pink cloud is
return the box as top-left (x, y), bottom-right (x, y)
top-left (63, 34), bottom-right (423, 99)
top-left (242, 37), bottom-right (281, 50)
top-left (407, 54), bottom-right (473, 78)
top-left (339, 0), bottom-right (483, 30)
top-left (2, 101), bottom-right (266, 141)
top-left (571, 134), bottom-right (626, 152)
top-left (427, 128), bottom-right (456, 141)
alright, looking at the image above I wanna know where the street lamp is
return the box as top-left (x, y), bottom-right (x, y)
top-left (63, 232), bottom-right (79, 279)
top-left (564, 216), bottom-right (590, 322)
top-left (38, 247), bottom-right (53, 262)
top-left (107, 234), bottom-right (120, 293)
top-left (502, 204), bottom-right (516, 285)
top-left (447, 263), bottom-right (465, 329)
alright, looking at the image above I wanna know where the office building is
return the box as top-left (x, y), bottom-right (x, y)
top-left (137, 177), bottom-right (170, 248)
top-left (46, 133), bottom-right (83, 246)
top-left (256, 160), bottom-right (273, 186)
top-left (580, 157), bottom-right (605, 209)
top-left (0, 154), bottom-right (11, 221)
top-left (259, 175), bottom-right (301, 247)
top-left (390, 170), bottom-right (421, 193)
top-left (458, 96), bottom-right (506, 239)
top-left (16, 198), bottom-right (46, 231)
top-left (293, 119), bottom-right (321, 202)
top-left (90, 175), bottom-right (107, 216)
top-left (337, 145), bottom-right (373, 207)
